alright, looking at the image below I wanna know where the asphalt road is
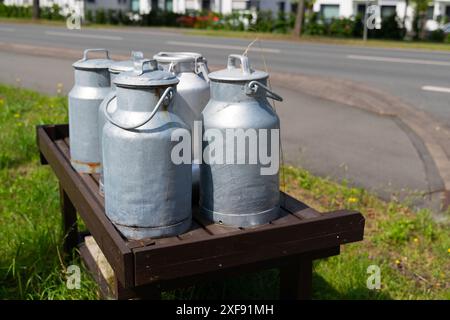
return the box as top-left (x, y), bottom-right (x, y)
top-left (1, 22), bottom-right (449, 208)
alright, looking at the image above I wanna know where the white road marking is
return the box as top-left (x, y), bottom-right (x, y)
top-left (0, 27), bottom-right (15, 32)
top-left (166, 40), bottom-right (281, 53)
top-left (45, 31), bottom-right (123, 41)
top-left (347, 54), bottom-right (450, 67)
top-left (422, 86), bottom-right (450, 93)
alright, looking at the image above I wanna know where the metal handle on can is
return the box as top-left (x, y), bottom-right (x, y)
top-left (195, 57), bottom-right (210, 83)
top-left (82, 48), bottom-right (110, 61)
top-left (105, 87), bottom-right (174, 130)
top-left (227, 54), bottom-right (251, 75)
top-left (246, 81), bottom-right (283, 102)
top-left (134, 58), bottom-right (158, 75)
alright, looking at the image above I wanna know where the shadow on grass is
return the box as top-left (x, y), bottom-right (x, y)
top-left (162, 269), bottom-right (392, 300)
top-left (312, 273), bottom-right (392, 300)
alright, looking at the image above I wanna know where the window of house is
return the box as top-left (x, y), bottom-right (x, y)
top-left (278, 2), bottom-right (285, 13)
top-left (380, 5), bottom-right (396, 18)
top-left (446, 6), bottom-right (450, 20)
top-left (320, 5), bottom-right (340, 21)
top-left (202, 0), bottom-right (211, 11)
top-left (151, 0), bottom-right (158, 11)
top-left (165, 0), bottom-right (173, 11)
top-left (356, 4), bottom-right (366, 17)
top-left (131, 0), bottom-right (139, 12)
top-left (87, 0), bottom-right (95, 3)
top-left (291, 3), bottom-right (298, 13)
top-left (426, 6), bottom-right (434, 20)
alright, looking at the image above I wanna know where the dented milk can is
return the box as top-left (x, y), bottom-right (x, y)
top-left (154, 52), bottom-right (210, 195)
top-left (103, 59), bottom-right (192, 239)
top-left (200, 54), bottom-right (283, 227)
top-left (98, 51), bottom-right (144, 195)
top-left (69, 48), bottom-right (113, 173)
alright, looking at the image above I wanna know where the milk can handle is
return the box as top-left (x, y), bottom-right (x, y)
top-left (134, 59), bottom-right (158, 75)
top-left (195, 57), bottom-right (210, 83)
top-left (105, 87), bottom-right (174, 130)
top-left (227, 54), bottom-right (251, 75)
top-left (247, 81), bottom-right (283, 102)
top-left (82, 48), bottom-right (110, 61)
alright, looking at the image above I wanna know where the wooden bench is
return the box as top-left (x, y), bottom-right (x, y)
top-left (36, 124), bottom-right (365, 300)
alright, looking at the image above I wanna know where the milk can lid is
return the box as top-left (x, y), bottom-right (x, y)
top-left (114, 59), bottom-right (179, 87)
top-left (153, 52), bottom-right (205, 63)
top-left (208, 54), bottom-right (268, 82)
top-left (72, 49), bottom-right (113, 70)
top-left (109, 51), bottom-right (144, 74)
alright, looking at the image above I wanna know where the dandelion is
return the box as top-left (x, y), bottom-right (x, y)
top-left (14, 113), bottom-right (20, 118)
top-left (395, 259), bottom-right (401, 265)
top-left (413, 238), bottom-right (419, 243)
top-left (447, 248), bottom-right (450, 253)
top-left (348, 197), bottom-right (358, 203)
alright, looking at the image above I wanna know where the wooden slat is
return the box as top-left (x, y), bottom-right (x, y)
top-left (194, 212), bottom-right (242, 235)
top-left (133, 211), bottom-right (364, 285)
top-left (37, 125), bottom-right (134, 288)
top-left (55, 140), bottom-right (105, 208)
top-left (177, 221), bottom-right (210, 241)
top-left (270, 208), bottom-right (301, 225)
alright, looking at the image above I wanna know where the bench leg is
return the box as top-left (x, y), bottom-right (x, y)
top-left (279, 257), bottom-right (313, 300)
top-left (60, 183), bottom-right (78, 259)
top-left (115, 279), bottom-right (161, 300)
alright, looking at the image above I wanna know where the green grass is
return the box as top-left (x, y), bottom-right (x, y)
top-left (2, 17), bottom-right (450, 52)
top-left (0, 84), bottom-right (448, 299)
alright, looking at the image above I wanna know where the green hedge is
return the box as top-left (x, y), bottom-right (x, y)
top-left (0, 3), bottom-right (64, 20)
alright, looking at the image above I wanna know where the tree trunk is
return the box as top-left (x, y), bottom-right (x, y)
top-left (32, 0), bottom-right (40, 20)
top-left (293, 0), bottom-right (306, 37)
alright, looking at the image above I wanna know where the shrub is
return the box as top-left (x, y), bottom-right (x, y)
top-left (95, 8), bottom-right (106, 24)
top-left (428, 29), bottom-right (445, 42)
top-left (85, 9), bottom-right (93, 23)
top-left (328, 18), bottom-right (355, 37)
top-left (303, 12), bottom-right (326, 36)
top-left (40, 4), bottom-right (65, 21)
top-left (446, 33), bottom-right (450, 43)
top-left (273, 11), bottom-right (288, 33)
top-left (252, 10), bottom-right (274, 32)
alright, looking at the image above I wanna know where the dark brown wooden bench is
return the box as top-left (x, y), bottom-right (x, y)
top-left (36, 124), bottom-right (365, 300)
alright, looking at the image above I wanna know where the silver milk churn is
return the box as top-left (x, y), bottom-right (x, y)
top-left (103, 59), bottom-right (192, 240)
top-left (200, 54), bottom-right (283, 227)
top-left (98, 51), bottom-right (144, 195)
top-left (69, 48), bottom-right (113, 173)
top-left (153, 52), bottom-right (210, 199)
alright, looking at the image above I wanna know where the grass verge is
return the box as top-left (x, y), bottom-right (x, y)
top-left (1, 17), bottom-right (450, 52)
top-left (0, 84), bottom-right (448, 299)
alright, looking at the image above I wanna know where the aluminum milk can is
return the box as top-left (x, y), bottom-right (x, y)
top-left (98, 51), bottom-right (144, 195)
top-left (154, 52), bottom-right (210, 196)
top-left (103, 59), bottom-right (192, 240)
top-left (69, 48), bottom-right (113, 173)
top-left (200, 54), bottom-right (283, 227)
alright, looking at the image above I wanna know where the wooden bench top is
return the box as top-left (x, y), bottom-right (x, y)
top-left (36, 124), bottom-right (365, 290)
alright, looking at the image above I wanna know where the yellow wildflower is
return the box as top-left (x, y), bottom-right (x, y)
top-left (395, 259), bottom-right (401, 265)
top-left (14, 113), bottom-right (20, 118)
top-left (413, 238), bottom-right (419, 243)
top-left (348, 197), bottom-right (358, 203)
